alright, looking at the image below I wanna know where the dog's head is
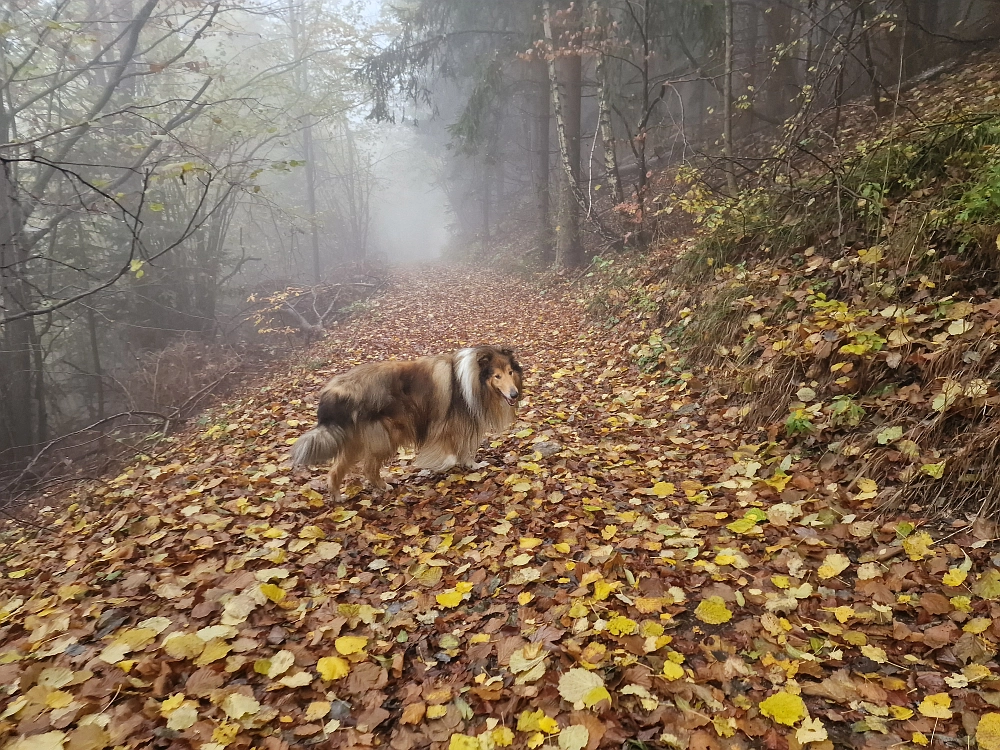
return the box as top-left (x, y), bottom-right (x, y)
top-left (478, 347), bottom-right (523, 406)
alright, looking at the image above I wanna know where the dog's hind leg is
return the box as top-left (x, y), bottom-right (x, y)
top-left (361, 422), bottom-right (395, 492)
top-left (327, 442), bottom-right (362, 502)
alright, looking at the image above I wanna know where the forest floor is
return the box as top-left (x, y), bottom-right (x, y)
top-left (2, 266), bottom-right (1000, 750)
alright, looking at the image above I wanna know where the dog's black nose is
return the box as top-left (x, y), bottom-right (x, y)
top-left (509, 389), bottom-right (519, 400)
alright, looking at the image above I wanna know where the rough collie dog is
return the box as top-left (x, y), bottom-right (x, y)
top-left (290, 346), bottom-right (523, 501)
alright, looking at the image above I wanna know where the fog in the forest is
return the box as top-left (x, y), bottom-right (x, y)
top-left (3, 0), bottom-right (997, 475)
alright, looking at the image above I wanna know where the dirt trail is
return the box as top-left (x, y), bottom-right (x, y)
top-left (2, 267), bottom-right (998, 750)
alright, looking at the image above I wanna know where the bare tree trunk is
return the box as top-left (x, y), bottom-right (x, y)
top-left (557, 52), bottom-right (582, 268)
top-left (482, 155), bottom-right (491, 253)
top-left (723, 0), bottom-right (737, 194)
top-left (88, 305), bottom-right (106, 420)
top-left (0, 159), bottom-right (35, 458)
top-left (596, 50), bottom-right (624, 205)
top-left (289, 0), bottom-right (321, 281)
top-left (858, 0), bottom-right (883, 115)
top-left (762, 0), bottom-right (797, 123)
top-left (543, 0), bottom-right (583, 269)
top-left (533, 59), bottom-right (553, 265)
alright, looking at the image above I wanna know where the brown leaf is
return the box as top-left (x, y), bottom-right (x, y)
top-left (401, 702), bottom-right (426, 725)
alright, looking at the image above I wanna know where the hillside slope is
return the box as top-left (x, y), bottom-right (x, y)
top-left (3, 266), bottom-right (1000, 750)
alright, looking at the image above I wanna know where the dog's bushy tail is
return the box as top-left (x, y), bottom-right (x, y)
top-left (290, 425), bottom-right (344, 466)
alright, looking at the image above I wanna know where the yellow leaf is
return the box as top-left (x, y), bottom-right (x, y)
top-left (305, 701), bottom-right (331, 722)
top-left (195, 638), bottom-right (231, 666)
top-left (162, 632), bottom-right (205, 660)
top-left (259, 583), bottom-right (285, 603)
top-left (44, 690), bottom-right (73, 709)
top-left (436, 589), bottom-right (464, 607)
top-left (829, 605), bottom-right (855, 624)
top-left (759, 690), bottom-right (807, 726)
top-left (448, 734), bottom-right (480, 750)
top-left (517, 592), bottom-right (534, 605)
top-left (334, 636), bottom-right (368, 655)
top-left (4, 731), bottom-right (67, 750)
top-left (161, 693), bottom-right (186, 716)
top-left (527, 733), bottom-right (545, 749)
top-left (965, 617), bottom-right (993, 634)
top-left (903, 531), bottom-right (934, 561)
top-left (583, 686), bottom-right (611, 708)
top-left (554, 542), bottom-right (571, 554)
top-left (943, 568), bottom-right (968, 587)
top-left (661, 661), bottom-right (685, 681)
top-left (860, 644), bottom-right (887, 664)
top-left (889, 706), bottom-right (913, 720)
top-left (221, 693), bottom-right (260, 720)
top-left (977, 713), bottom-right (1000, 750)
top-left (607, 616), bottom-right (637, 636)
top-left (712, 716), bottom-right (737, 738)
top-left (517, 709), bottom-right (558, 734)
top-left (652, 482), bottom-right (675, 498)
top-left (856, 477), bottom-right (878, 500)
top-left (426, 704), bottom-right (448, 719)
top-left (212, 722), bottom-right (240, 746)
top-left (694, 596), bottom-right (733, 625)
top-left (492, 727), bottom-right (514, 747)
top-left (917, 693), bottom-right (952, 719)
top-left (818, 553), bottom-right (850, 579)
top-left (593, 580), bottom-right (617, 601)
top-left (911, 731), bottom-right (929, 746)
top-left (537, 716), bottom-right (559, 734)
top-left (317, 656), bottom-right (350, 681)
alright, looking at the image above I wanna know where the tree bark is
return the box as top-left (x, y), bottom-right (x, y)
top-left (533, 59), bottom-right (553, 265)
top-left (0, 159), bottom-right (35, 457)
top-left (88, 305), bottom-right (106, 421)
top-left (596, 49), bottom-right (624, 205)
top-left (723, 0), bottom-right (737, 194)
top-left (556, 51), bottom-right (581, 268)
top-left (542, 0), bottom-right (583, 269)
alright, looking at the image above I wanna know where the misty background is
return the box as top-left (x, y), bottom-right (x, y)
top-left (2, 0), bottom-right (997, 477)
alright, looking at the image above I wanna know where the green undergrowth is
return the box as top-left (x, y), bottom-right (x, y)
top-left (597, 111), bottom-right (1000, 518)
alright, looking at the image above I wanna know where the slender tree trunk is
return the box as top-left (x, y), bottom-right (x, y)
top-left (832, 5), bottom-right (860, 139)
top-left (482, 155), bottom-right (491, 254)
top-left (289, 0), bottom-right (321, 281)
top-left (303, 115), bottom-right (321, 282)
top-left (557, 53), bottom-right (581, 268)
top-left (596, 50), bottom-right (624, 205)
top-left (763, 0), bottom-right (797, 123)
top-left (88, 305), bottom-right (106, 420)
top-left (30, 315), bottom-right (46, 443)
top-left (857, 0), bottom-right (883, 115)
top-left (0, 160), bottom-right (35, 458)
top-left (533, 59), bottom-right (553, 264)
top-left (543, 0), bottom-right (583, 269)
top-left (723, 0), bottom-right (737, 194)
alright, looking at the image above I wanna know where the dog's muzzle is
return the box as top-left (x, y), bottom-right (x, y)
top-left (504, 389), bottom-right (519, 406)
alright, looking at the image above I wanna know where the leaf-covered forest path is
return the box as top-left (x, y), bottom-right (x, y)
top-left (3, 267), bottom-right (1000, 750)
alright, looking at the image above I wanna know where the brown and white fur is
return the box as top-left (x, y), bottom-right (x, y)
top-left (290, 346), bottom-right (523, 501)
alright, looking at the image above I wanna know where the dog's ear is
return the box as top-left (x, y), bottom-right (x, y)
top-left (477, 350), bottom-right (493, 368)
top-left (501, 347), bottom-right (523, 373)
